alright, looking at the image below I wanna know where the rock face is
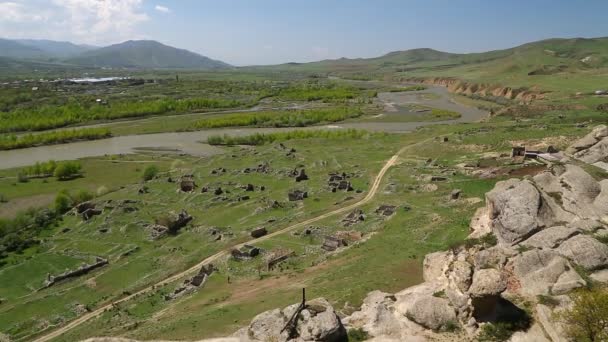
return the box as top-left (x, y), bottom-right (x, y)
top-left (237, 298), bottom-right (346, 342)
top-left (567, 125), bottom-right (608, 169)
top-left (485, 179), bottom-right (542, 244)
top-left (406, 296), bottom-right (457, 331)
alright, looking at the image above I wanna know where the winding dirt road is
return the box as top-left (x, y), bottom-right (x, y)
top-left (33, 144), bottom-right (409, 342)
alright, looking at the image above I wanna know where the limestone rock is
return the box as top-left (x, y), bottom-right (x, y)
top-left (536, 304), bottom-right (569, 342)
top-left (520, 226), bottom-right (579, 249)
top-left (510, 250), bottom-right (582, 296)
top-left (247, 308), bottom-right (288, 341)
top-left (468, 269), bottom-right (506, 297)
top-left (343, 291), bottom-right (403, 338)
top-left (556, 235), bottom-right (608, 270)
top-left (450, 260), bottom-right (473, 293)
top-left (485, 179), bottom-right (541, 245)
top-left (474, 246), bottom-right (516, 270)
top-left (469, 207), bottom-right (492, 239)
top-left (405, 296), bottom-right (456, 331)
top-left (422, 251), bottom-right (450, 283)
top-left (590, 269), bottom-right (608, 283)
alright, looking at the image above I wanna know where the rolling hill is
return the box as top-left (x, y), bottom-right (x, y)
top-left (0, 39), bottom-right (48, 59)
top-left (66, 40), bottom-right (231, 69)
top-left (16, 39), bottom-right (96, 58)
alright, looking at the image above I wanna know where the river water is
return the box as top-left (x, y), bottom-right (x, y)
top-left (0, 85), bottom-right (486, 170)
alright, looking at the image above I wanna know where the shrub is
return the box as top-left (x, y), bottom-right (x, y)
top-left (54, 193), bottom-right (72, 214)
top-left (16, 172), bottom-right (28, 183)
top-left (477, 322), bottom-right (515, 341)
top-left (557, 288), bottom-right (608, 341)
top-left (72, 190), bottom-right (94, 205)
top-left (347, 328), bottom-right (369, 341)
top-left (143, 165), bottom-right (159, 181)
top-left (96, 186), bottom-right (109, 196)
top-left (53, 161), bottom-right (82, 180)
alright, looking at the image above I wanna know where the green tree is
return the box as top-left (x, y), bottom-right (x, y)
top-left (53, 161), bottom-right (81, 180)
top-left (559, 288), bottom-right (608, 342)
top-left (54, 193), bottom-right (72, 214)
top-left (143, 165), bottom-right (159, 181)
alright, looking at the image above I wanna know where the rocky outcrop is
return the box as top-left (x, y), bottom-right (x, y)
top-left (566, 125), bottom-right (608, 170)
top-left (233, 298), bottom-right (346, 341)
top-left (406, 77), bottom-right (545, 103)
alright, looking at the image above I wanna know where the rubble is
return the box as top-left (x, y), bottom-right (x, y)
top-left (41, 257), bottom-right (108, 289)
top-left (179, 175), bottom-right (196, 192)
top-left (165, 264), bottom-right (215, 300)
top-left (250, 227), bottom-right (268, 238)
top-left (231, 245), bottom-right (261, 260)
top-left (288, 190), bottom-right (308, 201)
top-left (342, 209), bottom-right (365, 226)
top-left (375, 205), bottom-right (397, 216)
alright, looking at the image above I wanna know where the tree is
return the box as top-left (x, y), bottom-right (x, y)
top-left (142, 165), bottom-right (159, 181)
top-left (559, 288), bottom-right (608, 342)
top-left (54, 161), bottom-right (81, 180)
top-left (54, 193), bottom-right (71, 214)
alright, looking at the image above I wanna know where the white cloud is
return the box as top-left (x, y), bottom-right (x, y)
top-left (0, 2), bottom-right (49, 22)
top-left (0, 0), bottom-right (150, 45)
top-left (155, 5), bottom-right (170, 13)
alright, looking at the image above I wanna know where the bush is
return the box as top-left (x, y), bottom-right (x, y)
top-left (143, 165), bottom-right (159, 181)
top-left (478, 322), bottom-right (515, 341)
top-left (347, 328), bottom-right (369, 342)
top-left (16, 172), bottom-right (28, 183)
top-left (72, 190), bottom-right (94, 205)
top-left (54, 193), bottom-right (72, 214)
top-left (557, 288), bottom-right (608, 341)
top-left (53, 161), bottom-right (82, 180)
top-left (207, 129), bottom-right (371, 146)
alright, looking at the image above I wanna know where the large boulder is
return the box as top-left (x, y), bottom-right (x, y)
top-left (509, 249), bottom-right (585, 296)
top-left (556, 235), bottom-right (608, 270)
top-left (520, 226), bottom-right (579, 249)
top-left (567, 125), bottom-right (608, 166)
top-left (474, 246), bottom-right (516, 270)
top-left (485, 179), bottom-right (542, 245)
top-left (405, 296), bottom-right (457, 331)
top-left (422, 251), bottom-right (450, 282)
top-left (449, 260), bottom-right (473, 293)
top-left (468, 269), bottom-right (506, 297)
top-left (343, 291), bottom-right (403, 337)
top-left (244, 298), bottom-right (346, 342)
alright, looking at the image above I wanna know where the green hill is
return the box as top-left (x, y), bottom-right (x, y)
top-left (16, 39), bottom-right (96, 58)
top-left (0, 39), bottom-right (48, 59)
top-left (67, 40), bottom-right (231, 70)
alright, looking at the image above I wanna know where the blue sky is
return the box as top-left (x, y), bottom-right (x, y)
top-left (1, 0), bottom-right (608, 65)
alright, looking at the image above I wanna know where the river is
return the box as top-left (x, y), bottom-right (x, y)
top-left (0, 85), bottom-right (486, 170)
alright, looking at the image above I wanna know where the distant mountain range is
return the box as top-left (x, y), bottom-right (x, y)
top-left (0, 39), bottom-right (231, 70)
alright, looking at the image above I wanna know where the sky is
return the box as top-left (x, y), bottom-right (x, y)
top-left (1, 0), bottom-right (608, 66)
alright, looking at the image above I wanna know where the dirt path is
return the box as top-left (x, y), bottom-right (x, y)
top-left (32, 141), bottom-right (411, 342)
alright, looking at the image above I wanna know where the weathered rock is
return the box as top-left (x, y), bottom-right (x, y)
top-left (520, 226), bottom-right (579, 249)
top-left (295, 169), bottom-right (309, 182)
top-left (536, 304), bottom-right (569, 342)
top-left (590, 269), bottom-right (608, 283)
top-left (468, 269), bottom-right (506, 297)
top-left (567, 125), bottom-right (608, 165)
top-left (422, 251), bottom-right (449, 282)
top-left (244, 298), bottom-right (346, 342)
top-left (405, 296), bottom-right (456, 331)
top-left (450, 261), bottom-right (473, 293)
top-left (343, 291), bottom-right (402, 337)
top-left (76, 201), bottom-right (95, 214)
top-left (485, 179), bottom-right (542, 245)
top-left (450, 189), bottom-right (462, 200)
top-left (556, 234), bottom-right (608, 270)
top-left (288, 190), bottom-right (308, 201)
top-left (509, 323), bottom-right (551, 342)
top-left (474, 246), bottom-right (516, 270)
top-left (510, 249), bottom-right (584, 296)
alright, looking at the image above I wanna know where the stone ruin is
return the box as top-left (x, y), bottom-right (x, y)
top-left (41, 257), bottom-right (108, 289)
top-left (165, 264), bottom-right (215, 300)
top-left (328, 172), bottom-right (354, 192)
top-left (179, 175), bottom-right (196, 192)
top-left (342, 209), bottom-right (365, 226)
top-left (265, 248), bottom-right (295, 270)
top-left (244, 162), bottom-right (271, 174)
top-left (288, 190), bottom-right (308, 201)
top-left (231, 245), bottom-right (261, 261)
top-left (375, 205), bottom-right (397, 217)
top-left (321, 236), bottom-right (347, 252)
top-left (294, 169), bottom-right (309, 182)
top-left (211, 167), bottom-right (227, 175)
top-left (208, 227), bottom-right (234, 242)
top-left (148, 210), bottom-right (193, 239)
top-left (250, 227), bottom-right (268, 238)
